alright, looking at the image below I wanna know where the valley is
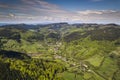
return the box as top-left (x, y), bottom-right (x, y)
top-left (0, 23), bottom-right (120, 80)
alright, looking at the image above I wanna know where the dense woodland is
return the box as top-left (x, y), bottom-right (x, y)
top-left (0, 23), bottom-right (120, 80)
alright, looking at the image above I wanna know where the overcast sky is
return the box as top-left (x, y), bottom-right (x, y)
top-left (0, 0), bottom-right (120, 24)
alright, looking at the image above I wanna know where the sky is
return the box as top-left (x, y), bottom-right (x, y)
top-left (0, 0), bottom-right (120, 24)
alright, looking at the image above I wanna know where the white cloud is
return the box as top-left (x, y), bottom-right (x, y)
top-left (77, 10), bottom-right (103, 15)
top-left (1, 9), bottom-right (120, 24)
top-left (77, 10), bottom-right (118, 15)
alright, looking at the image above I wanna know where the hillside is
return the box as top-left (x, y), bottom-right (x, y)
top-left (0, 23), bottom-right (120, 80)
top-left (64, 27), bottom-right (120, 42)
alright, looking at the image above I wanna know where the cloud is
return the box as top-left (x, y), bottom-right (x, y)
top-left (77, 10), bottom-right (117, 15)
top-left (0, 0), bottom-right (120, 24)
top-left (8, 13), bottom-right (15, 17)
top-left (21, 0), bottom-right (60, 10)
top-left (72, 10), bottom-right (120, 23)
top-left (77, 10), bottom-right (103, 15)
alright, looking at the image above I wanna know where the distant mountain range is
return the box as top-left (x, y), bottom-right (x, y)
top-left (0, 22), bottom-right (119, 27)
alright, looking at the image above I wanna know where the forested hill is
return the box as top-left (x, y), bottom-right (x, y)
top-left (0, 23), bottom-right (120, 80)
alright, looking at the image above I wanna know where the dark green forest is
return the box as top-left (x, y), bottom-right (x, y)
top-left (0, 23), bottom-right (120, 80)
